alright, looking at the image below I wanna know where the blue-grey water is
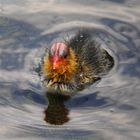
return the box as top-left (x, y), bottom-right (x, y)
top-left (0, 0), bottom-right (140, 140)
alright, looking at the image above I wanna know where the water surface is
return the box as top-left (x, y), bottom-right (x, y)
top-left (0, 0), bottom-right (140, 140)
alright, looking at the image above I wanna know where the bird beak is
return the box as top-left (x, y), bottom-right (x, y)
top-left (53, 61), bottom-right (59, 70)
top-left (52, 55), bottom-right (60, 70)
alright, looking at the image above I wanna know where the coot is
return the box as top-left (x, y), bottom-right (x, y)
top-left (41, 31), bottom-right (114, 95)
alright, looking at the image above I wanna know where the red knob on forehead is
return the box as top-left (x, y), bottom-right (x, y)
top-left (50, 42), bottom-right (68, 70)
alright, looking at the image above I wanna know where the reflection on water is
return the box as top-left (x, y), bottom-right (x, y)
top-left (44, 91), bottom-right (117, 125)
top-left (0, 0), bottom-right (140, 140)
top-left (44, 92), bottom-right (70, 125)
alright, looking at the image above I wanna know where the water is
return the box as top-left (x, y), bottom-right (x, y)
top-left (0, 0), bottom-right (140, 140)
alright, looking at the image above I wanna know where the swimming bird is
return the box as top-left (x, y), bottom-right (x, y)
top-left (41, 31), bottom-right (114, 95)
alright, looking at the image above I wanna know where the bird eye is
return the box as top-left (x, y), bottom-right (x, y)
top-left (59, 49), bottom-right (67, 58)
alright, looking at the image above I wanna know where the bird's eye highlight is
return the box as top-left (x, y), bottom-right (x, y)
top-left (59, 49), bottom-right (67, 58)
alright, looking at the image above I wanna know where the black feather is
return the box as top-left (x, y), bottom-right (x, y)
top-left (68, 31), bottom-right (114, 77)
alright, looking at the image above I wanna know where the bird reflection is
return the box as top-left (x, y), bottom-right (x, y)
top-left (44, 92), bottom-right (70, 125)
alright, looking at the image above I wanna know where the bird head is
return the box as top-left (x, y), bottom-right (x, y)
top-left (42, 42), bottom-right (77, 95)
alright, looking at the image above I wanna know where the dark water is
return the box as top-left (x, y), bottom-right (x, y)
top-left (0, 0), bottom-right (140, 140)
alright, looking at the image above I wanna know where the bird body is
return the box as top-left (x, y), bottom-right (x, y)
top-left (41, 31), bottom-right (114, 95)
